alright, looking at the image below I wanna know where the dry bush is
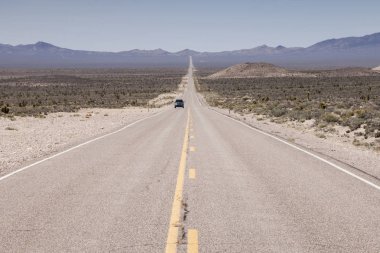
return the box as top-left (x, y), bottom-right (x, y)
top-left (0, 68), bottom-right (185, 116)
top-left (198, 74), bottom-right (380, 137)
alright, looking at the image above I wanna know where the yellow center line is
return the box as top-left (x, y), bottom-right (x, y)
top-left (165, 109), bottom-right (191, 253)
top-left (187, 229), bottom-right (199, 253)
top-left (189, 169), bottom-right (196, 179)
top-left (190, 146), bottom-right (196, 152)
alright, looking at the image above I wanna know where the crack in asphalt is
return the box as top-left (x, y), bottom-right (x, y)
top-left (178, 196), bottom-right (190, 246)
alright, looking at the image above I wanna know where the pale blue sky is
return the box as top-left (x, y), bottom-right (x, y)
top-left (1, 0), bottom-right (379, 52)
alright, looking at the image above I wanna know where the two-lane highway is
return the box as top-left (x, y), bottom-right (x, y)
top-left (0, 58), bottom-right (379, 252)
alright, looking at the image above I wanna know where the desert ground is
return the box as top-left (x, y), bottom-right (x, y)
top-left (196, 63), bottom-right (380, 178)
top-left (0, 68), bottom-right (187, 175)
top-left (0, 68), bottom-right (185, 115)
top-left (1, 61), bottom-right (379, 252)
top-left (2, 64), bottom-right (379, 180)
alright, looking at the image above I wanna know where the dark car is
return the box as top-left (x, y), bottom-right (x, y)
top-left (174, 99), bottom-right (184, 108)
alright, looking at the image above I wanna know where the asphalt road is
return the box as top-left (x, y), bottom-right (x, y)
top-left (0, 59), bottom-right (379, 252)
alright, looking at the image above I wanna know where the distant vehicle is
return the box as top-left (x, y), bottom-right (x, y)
top-left (174, 99), bottom-right (184, 108)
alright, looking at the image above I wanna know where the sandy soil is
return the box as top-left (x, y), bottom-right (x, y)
top-left (0, 107), bottom-right (165, 176)
top-left (208, 105), bottom-right (380, 179)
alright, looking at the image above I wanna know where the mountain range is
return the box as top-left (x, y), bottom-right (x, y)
top-left (1, 32), bottom-right (380, 69)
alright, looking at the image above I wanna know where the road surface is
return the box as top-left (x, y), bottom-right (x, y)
top-left (0, 58), bottom-right (379, 252)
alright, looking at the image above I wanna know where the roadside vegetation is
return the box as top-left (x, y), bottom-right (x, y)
top-left (197, 70), bottom-right (380, 149)
top-left (0, 68), bottom-right (185, 117)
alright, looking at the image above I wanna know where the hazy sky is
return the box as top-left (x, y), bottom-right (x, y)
top-left (1, 0), bottom-right (379, 52)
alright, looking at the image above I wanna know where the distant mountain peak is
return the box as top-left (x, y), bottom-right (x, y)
top-left (308, 32), bottom-right (380, 50)
top-left (177, 48), bottom-right (195, 53)
top-left (175, 49), bottom-right (200, 56)
top-left (256, 44), bottom-right (270, 49)
top-left (124, 48), bottom-right (169, 56)
top-left (34, 41), bottom-right (57, 49)
top-left (151, 48), bottom-right (169, 54)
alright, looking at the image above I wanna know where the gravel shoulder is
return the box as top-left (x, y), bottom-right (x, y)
top-left (0, 106), bottom-right (166, 176)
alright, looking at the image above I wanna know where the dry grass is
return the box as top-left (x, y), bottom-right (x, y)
top-left (0, 68), bottom-right (185, 116)
top-left (197, 72), bottom-right (380, 139)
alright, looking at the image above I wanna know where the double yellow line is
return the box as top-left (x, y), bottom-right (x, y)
top-left (165, 110), bottom-right (198, 253)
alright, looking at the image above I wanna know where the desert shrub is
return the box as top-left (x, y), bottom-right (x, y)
top-left (1, 106), bottom-right (10, 114)
top-left (315, 132), bottom-right (327, 139)
top-left (271, 107), bottom-right (287, 117)
top-left (198, 74), bottom-right (380, 136)
top-left (0, 68), bottom-right (185, 116)
top-left (319, 102), bottom-right (327, 110)
top-left (347, 117), bottom-right (366, 131)
top-left (355, 109), bottom-right (372, 119)
top-left (19, 100), bottom-right (28, 107)
top-left (287, 109), bottom-right (308, 121)
top-left (365, 118), bottom-right (380, 136)
top-left (323, 113), bottom-right (340, 123)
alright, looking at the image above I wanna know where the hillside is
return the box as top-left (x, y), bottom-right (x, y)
top-left (308, 32), bottom-right (380, 50)
top-left (207, 63), bottom-right (309, 78)
top-left (313, 67), bottom-right (380, 77)
top-left (207, 63), bottom-right (380, 78)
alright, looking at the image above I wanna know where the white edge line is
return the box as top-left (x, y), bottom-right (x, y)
top-left (0, 110), bottom-right (166, 182)
top-left (193, 89), bottom-right (202, 106)
top-left (189, 69), bottom-right (202, 106)
top-left (212, 109), bottom-right (380, 191)
top-left (191, 80), bottom-right (202, 106)
top-left (195, 92), bottom-right (202, 106)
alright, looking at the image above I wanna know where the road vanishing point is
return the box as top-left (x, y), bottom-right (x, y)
top-left (0, 58), bottom-right (379, 252)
